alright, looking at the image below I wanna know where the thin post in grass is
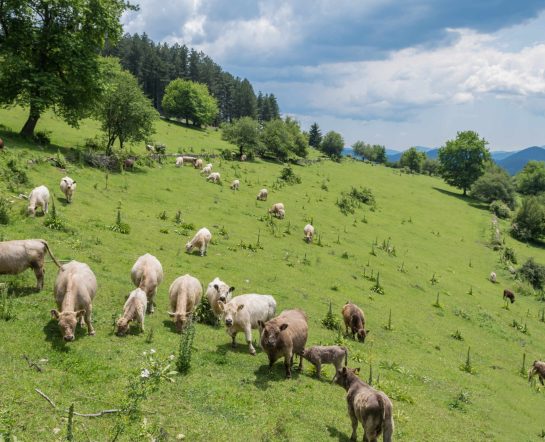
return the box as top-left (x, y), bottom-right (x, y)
top-left (433, 292), bottom-right (441, 308)
top-left (540, 308), bottom-right (545, 323)
top-left (520, 352), bottom-right (526, 377)
top-left (368, 362), bottom-right (373, 386)
top-left (67, 403), bottom-right (75, 441)
top-left (384, 309), bottom-right (393, 331)
top-left (256, 229), bottom-right (261, 247)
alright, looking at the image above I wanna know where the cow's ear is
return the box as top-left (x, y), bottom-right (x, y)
top-left (76, 310), bottom-right (85, 319)
top-left (73, 181), bottom-right (76, 184)
top-left (229, 286), bottom-right (235, 293)
top-left (213, 284), bottom-right (219, 291)
top-left (51, 309), bottom-right (60, 320)
top-left (217, 301), bottom-right (225, 311)
top-left (280, 323), bottom-right (288, 331)
top-left (258, 320), bottom-right (264, 328)
top-left (237, 304), bottom-right (244, 311)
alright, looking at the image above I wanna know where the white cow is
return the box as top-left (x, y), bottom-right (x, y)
top-left (27, 185), bottom-right (50, 216)
top-left (207, 172), bottom-right (221, 184)
top-left (490, 272), bottom-right (497, 283)
top-left (168, 274), bottom-right (202, 332)
top-left (304, 224), bottom-right (315, 243)
top-left (131, 253), bottom-right (163, 313)
top-left (230, 179), bottom-right (240, 190)
top-left (175, 156), bottom-right (184, 167)
top-left (202, 165), bottom-right (212, 175)
top-left (257, 188), bottom-right (268, 201)
top-left (60, 177), bottom-right (76, 203)
top-left (186, 227), bottom-right (212, 256)
top-left (206, 277), bottom-right (235, 318)
top-left (116, 288), bottom-right (147, 336)
top-left (269, 202), bottom-right (285, 219)
top-left (218, 294), bottom-right (277, 355)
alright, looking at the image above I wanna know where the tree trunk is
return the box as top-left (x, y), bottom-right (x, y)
top-left (463, 188), bottom-right (467, 196)
top-left (20, 104), bottom-right (41, 137)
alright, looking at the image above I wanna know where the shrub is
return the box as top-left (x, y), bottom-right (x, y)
top-left (321, 301), bottom-right (341, 331)
top-left (33, 130), bottom-right (51, 145)
top-left (0, 197), bottom-right (10, 225)
top-left (502, 247), bottom-right (517, 265)
top-left (519, 258), bottom-right (545, 290)
top-left (44, 201), bottom-right (66, 231)
top-left (489, 200), bottom-right (511, 219)
top-left (176, 320), bottom-right (196, 374)
top-left (471, 167), bottom-right (516, 209)
top-left (279, 165), bottom-right (301, 184)
top-left (349, 186), bottom-right (375, 206)
top-left (194, 297), bottom-right (219, 326)
top-left (3, 159), bottom-right (29, 190)
top-left (109, 209), bottom-right (131, 234)
top-left (511, 196), bottom-right (545, 241)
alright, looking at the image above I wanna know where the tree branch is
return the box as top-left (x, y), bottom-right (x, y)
top-left (34, 388), bottom-right (121, 418)
top-left (35, 388), bottom-right (56, 408)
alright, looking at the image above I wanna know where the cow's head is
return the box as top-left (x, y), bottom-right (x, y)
top-left (218, 301), bottom-right (243, 327)
top-left (168, 312), bottom-right (189, 333)
top-left (258, 320), bottom-right (288, 349)
top-left (214, 283), bottom-right (235, 303)
top-left (357, 328), bottom-right (369, 342)
top-left (333, 367), bottom-right (360, 388)
top-left (185, 242), bottom-right (194, 253)
top-left (51, 309), bottom-right (84, 341)
top-left (115, 317), bottom-right (131, 336)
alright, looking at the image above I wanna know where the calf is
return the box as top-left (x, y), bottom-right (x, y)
top-left (268, 202), bottom-right (285, 219)
top-left (60, 176), bottom-right (77, 203)
top-left (503, 289), bottom-right (515, 304)
top-left (131, 253), bottom-right (163, 313)
top-left (490, 272), bottom-right (497, 283)
top-left (168, 274), bottom-right (202, 332)
top-left (230, 179), bottom-right (240, 190)
top-left (124, 158), bottom-right (135, 170)
top-left (175, 156), bottom-right (184, 167)
top-left (528, 360), bottom-right (545, 385)
top-left (218, 294), bottom-right (276, 355)
top-left (206, 277), bottom-right (235, 318)
top-left (193, 158), bottom-right (203, 169)
top-left (334, 367), bottom-right (394, 442)
top-left (51, 261), bottom-right (97, 341)
top-left (186, 227), bottom-right (212, 256)
top-left (304, 224), bottom-right (315, 243)
top-left (0, 239), bottom-right (60, 291)
top-left (259, 309), bottom-right (308, 378)
top-left (207, 172), bottom-right (221, 184)
top-left (116, 288), bottom-right (147, 336)
top-left (302, 345), bottom-right (348, 380)
top-left (342, 302), bottom-right (369, 342)
top-left (257, 188), bottom-right (268, 201)
top-left (27, 185), bottom-right (50, 216)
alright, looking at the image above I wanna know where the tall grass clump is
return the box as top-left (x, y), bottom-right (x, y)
top-left (109, 208), bottom-right (131, 234)
top-left (44, 200), bottom-right (66, 231)
top-left (176, 320), bottom-right (196, 374)
top-left (321, 301), bottom-right (341, 331)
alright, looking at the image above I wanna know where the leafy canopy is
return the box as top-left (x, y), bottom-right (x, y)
top-left (308, 123), bottom-right (322, 149)
top-left (511, 196), bottom-right (545, 241)
top-left (438, 131), bottom-right (491, 195)
top-left (400, 147), bottom-right (426, 173)
top-left (320, 131), bottom-right (344, 159)
top-left (352, 141), bottom-right (387, 163)
top-left (516, 161), bottom-right (545, 196)
top-left (470, 165), bottom-right (516, 209)
top-left (221, 116), bottom-right (261, 157)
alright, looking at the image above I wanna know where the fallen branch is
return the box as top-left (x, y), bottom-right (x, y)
top-left (22, 355), bottom-right (43, 372)
top-left (34, 388), bottom-right (121, 418)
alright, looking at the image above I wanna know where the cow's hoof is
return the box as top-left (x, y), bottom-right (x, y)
top-left (250, 349), bottom-right (256, 356)
top-left (89, 330), bottom-right (96, 336)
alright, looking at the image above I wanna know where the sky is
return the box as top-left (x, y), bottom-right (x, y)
top-left (122, 1), bottom-right (545, 151)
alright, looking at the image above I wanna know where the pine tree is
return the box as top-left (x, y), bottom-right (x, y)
top-left (308, 123), bottom-right (322, 148)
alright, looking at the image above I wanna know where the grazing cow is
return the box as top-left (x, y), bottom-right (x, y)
top-left (230, 179), bottom-right (240, 190)
top-left (202, 165), bottom-right (212, 175)
top-left (490, 272), bottom-right (497, 283)
top-left (175, 156), bottom-right (184, 167)
top-left (124, 158), bottom-right (135, 170)
top-left (528, 360), bottom-right (545, 385)
top-left (304, 224), bottom-right (315, 243)
top-left (168, 274), bottom-right (202, 332)
top-left (207, 172), bottom-right (221, 183)
top-left (259, 309), bottom-right (308, 378)
top-left (194, 158), bottom-right (203, 169)
top-left (186, 227), bottom-right (212, 256)
top-left (51, 261), bottom-right (97, 341)
top-left (218, 294), bottom-right (276, 355)
top-left (131, 253), bottom-right (163, 313)
top-left (269, 203), bottom-right (285, 219)
top-left (503, 289), bottom-right (515, 304)
top-left (333, 367), bottom-right (394, 442)
top-left (27, 185), bottom-right (50, 216)
top-left (302, 345), bottom-right (348, 380)
top-left (59, 176), bottom-right (76, 203)
top-left (116, 288), bottom-right (147, 336)
top-left (240, 154), bottom-right (247, 161)
top-left (257, 189), bottom-right (268, 201)
top-left (0, 239), bottom-right (60, 291)
top-left (206, 277), bottom-right (235, 318)
top-left (342, 303), bottom-right (369, 342)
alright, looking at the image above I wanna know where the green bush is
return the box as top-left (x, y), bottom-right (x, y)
top-left (33, 130), bottom-right (51, 145)
top-left (0, 197), bottom-right (10, 225)
top-left (279, 165), bottom-right (301, 184)
top-left (511, 196), bottom-right (545, 241)
top-left (519, 258), bottom-right (545, 290)
top-left (489, 200), bottom-right (511, 219)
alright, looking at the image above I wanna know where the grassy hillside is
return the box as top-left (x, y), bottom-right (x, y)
top-left (1, 108), bottom-right (545, 441)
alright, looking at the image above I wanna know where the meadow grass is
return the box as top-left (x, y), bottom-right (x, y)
top-left (1, 107), bottom-right (545, 440)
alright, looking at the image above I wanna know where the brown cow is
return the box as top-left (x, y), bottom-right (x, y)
top-left (258, 309), bottom-right (308, 378)
top-left (0, 239), bottom-right (60, 291)
top-left (342, 302), bottom-right (369, 342)
top-left (528, 360), bottom-right (545, 385)
top-left (503, 289), bottom-right (515, 304)
top-left (334, 367), bottom-right (394, 442)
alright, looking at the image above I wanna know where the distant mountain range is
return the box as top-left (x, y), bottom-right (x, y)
top-left (343, 145), bottom-right (545, 174)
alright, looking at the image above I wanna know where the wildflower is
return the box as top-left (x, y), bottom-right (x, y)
top-left (169, 354), bottom-right (175, 361)
top-left (140, 369), bottom-right (150, 379)
top-left (150, 349), bottom-right (156, 354)
top-left (143, 351), bottom-right (147, 356)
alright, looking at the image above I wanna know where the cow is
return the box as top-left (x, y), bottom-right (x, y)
top-left (302, 345), bottom-right (348, 380)
top-left (490, 272), bottom-right (497, 283)
top-left (230, 179), bottom-right (240, 190)
top-left (503, 289), bottom-right (515, 304)
top-left (194, 158), bottom-right (203, 169)
top-left (27, 185), bottom-right (50, 216)
top-left (528, 360), bottom-right (545, 385)
top-left (51, 261), bottom-right (97, 341)
top-left (0, 239), bottom-right (60, 291)
top-left (257, 189), bottom-right (268, 201)
top-left (206, 277), bottom-right (235, 318)
top-left (124, 158), bottom-right (135, 170)
top-left (259, 309), bottom-right (308, 378)
top-left (342, 303), bottom-right (369, 342)
top-left (333, 367), bottom-right (394, 442)
top-left (116, 288), bottom-right (147, 336)
top-left (268, 203), bottom-right (285, 219)
top-left (175, 156), bottom-right (184, 167)
top-left (217, 294), bottom-right (276, 355)
top-left (131, 253), bottom-right (163, 313)
top-left (186, 228), bottom-right (212, 256)
top-left (304, 224), bottom-right (315, 243)
top-left (207, 172), bottom-right (221, 184)
top-left (168, 274), bottom-right (202, 332)
top-left (59, 176), bottom-right (76, 203)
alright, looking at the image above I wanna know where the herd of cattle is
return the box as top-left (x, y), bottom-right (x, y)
top-left (2, 155), bottom-right (545, 441)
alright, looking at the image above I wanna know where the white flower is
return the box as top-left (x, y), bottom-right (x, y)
top-left (150, 349), bottom-right (156, 354)
top-left (143, 351), bottom-right (147, 356)
top-left (169, 354), bottom-right (175, 361)
top-left (140, 369), bottom-right (150, 379)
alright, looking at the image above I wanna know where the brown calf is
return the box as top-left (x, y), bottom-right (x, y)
top-left (528, 360), bottom-right (545, 385)
top-left (503, 289), bottom-right (515, 304)
top-left (342, 302), bottom-right (369, 342)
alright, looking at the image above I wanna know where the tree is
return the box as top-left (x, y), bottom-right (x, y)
top-left (400, 147), bottom-right (426, 173)
top-left (470, 165), bottom-right (516, 209)
top-left (516, 161), bottom-right (545, 195)
top-left (259, 117), bottom-right (308, 161)
top-left (221, 117), bottom-right (260, 158)
top-left (511, 196), bottom-right (545, 241)
top-left (162, 79), bottom-right (218, 127)
top-left (352, 141), bottom-right (387, 163)
top-left (95, 58), bottom-right (158, 154)
top-left (0, 0), bottom-right (132, 136)
top-left (308, 123), bottom-right (322, 149)
top-left (438, 131), bottom-right (491, 195)
top-left (320, 131), bottom-right (344, 159)
top-left (423, 159), bottom-right (440, 176)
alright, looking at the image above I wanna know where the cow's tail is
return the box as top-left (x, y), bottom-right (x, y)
top-left (379, 394), bottom-right (394, 442)
top-left (343, 346), bottom-right (348, 366)
top-left (41, 240), bottom-right (61, 268)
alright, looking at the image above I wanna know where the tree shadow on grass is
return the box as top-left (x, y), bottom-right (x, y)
top-left (253, 360), bottom-right (303, 390)
top-left (215, 341), bottom-right (258, 356)
top-left (6, 285), bottom-right (39, 298)
top-left (432, 187), bottom-right (489, 211)
top-left (161, 117), bottom-right (207, 132)
top-left (0, 127), bottom-right (74, 158)
top-left (326, 425), bottom-right (351, 442)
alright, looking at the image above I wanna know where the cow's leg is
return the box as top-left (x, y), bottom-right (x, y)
top-left (147, 288), bottom-right (156, 314)
top-left (244, 326), bottom-right (256, 355)
top-left (32, 261), bottom-right (44, 291)
top-left (297, 353), bottom-right (303, 371)
top-left (43, 201), bottom-right (49, 214)
top-left (230, 329), bottom-right (237, 348)
top-left (285, 356), bottom-right (292, 379)
top-left (540, 375), bottom-right (544, 386)
top-left (85, 306), bottom-right (95, 336)
top-left (316, 362), bottom-right (321, 379)
top-left (348, 403), bottom-right (358, 441)
top-left (268, 355), bottom-right (275, 369)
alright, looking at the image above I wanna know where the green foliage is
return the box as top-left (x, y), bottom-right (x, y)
top-left (336, 186), bottom-right (375, 215)
top-left (0, 0), bottom-right (132, 136)
top-left (371, 272), bottom-right (385, 295)
top-left (221, 117), bottom-right (261, 158)
top-left (279, 166), bottom-right (301, 185)
top-left (451, 330), bottom-right (464, 341)
top-left (320, 131), bottom-right (344, 159)
top-left (259, 117), bottom-right (308, 161)
top-left (517, 161), bottom-right (545, 195)
top-left (2, 158), bottom-right (29, 191)
top-left (471, 166), bottom-right (516, 209)
top-left (0, 197), bottom-right (11, 225)
top-left (352, 141), bottom-right (387, 163)
top-left (194, 297), bottom-right (219, 326)
top-left (308, 122), bottom-right (322, 149)
top-left (399, 147), bottom-right (426, 173)
top-left (257, 92), bottom-right (280, 122)
top-left (422, 158), bottom-right (440, 176)
top-left (109, 209), bottom-right (131, 234)
top-left (502, 247), bottom-right (517, 265)
top-left (448, 391), bottom-right (472, 412)
top-left (321, 301), bottom-right (341, 331)
top-left (177, 320), bottom-right (196, 375)
top-left (162, 78), bottom-right (218, 127)
top-left (97, 58), bottom-right (158, 154)
top-left (66, 403), bottom-right (75, 441)
top-left (511, 196), bottom-right (545, 241)
top-left (0, 284), bottom-right (15, 321)
top-left (44, 201), bottom-right (66, 231)
top-left (489, 200), bottom-right (511, 219)
top-left (519, 258), bottom-right (545, 290)
top-left (438, 131), bottom-right (491, 195)
top-left (460, 347), bottom-right (476, 374)
top-left (33, 130), bottom-right (51, 146)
